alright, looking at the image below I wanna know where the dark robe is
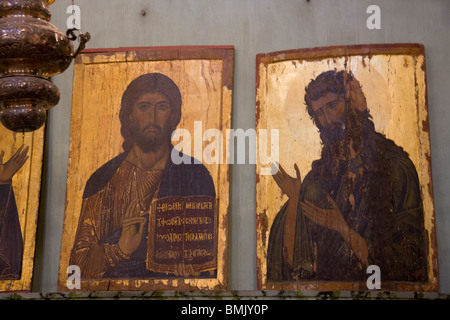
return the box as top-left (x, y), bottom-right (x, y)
top-left (69, 148), bottom-right (216, 280)
top-left (267, 131), bottom-right (429, 283)
top-left (0, 184), bottom-right (23, 279)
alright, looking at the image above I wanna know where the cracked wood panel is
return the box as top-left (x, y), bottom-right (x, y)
top-left (0, 126), bottom-right (44, 292)
top-left (256, 44), bottom-right (438, 292)
top-left (58, 46), bottom-right (233, 291)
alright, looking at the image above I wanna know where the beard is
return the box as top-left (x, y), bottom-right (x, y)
top-left (321, 121), bottom-right (347, 160)
top-left (319, 110), bottom-right (366, 178)
top-left (130, 122), bottom-right (173, 153)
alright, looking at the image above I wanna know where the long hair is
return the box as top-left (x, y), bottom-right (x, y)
top-left (304, 70), bottom-right (352, 126)
top-left (119, 73), bottom-right (182, 152)
top-left (305, 70), bottom-right (407, 180)
top-left (305, 70), bottom-right (373, 175)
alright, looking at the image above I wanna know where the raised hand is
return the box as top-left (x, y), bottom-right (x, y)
top-left (0, 145), bottom-right (29, 184)
top-left (271, 162), bottom-right (301, 199)
top-left (118, 197), bottom-right (147, 256)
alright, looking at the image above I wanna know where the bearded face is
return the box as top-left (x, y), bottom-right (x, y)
top-left (129, 91), bottom-right (174, 153)
top-left (310, 93), bottom-right (348, 156)
top-left (130, 121), bottom-right (173, 153)
top-left (305, 71), bottom-right (371, 175)
top-left (322, 117), bottom-right (346, 143)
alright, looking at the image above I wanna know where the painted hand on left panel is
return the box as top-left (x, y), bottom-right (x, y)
top-left (0, 145), bottom-right (28, 280)
top-left (0, 145), bottom-right (29, 184)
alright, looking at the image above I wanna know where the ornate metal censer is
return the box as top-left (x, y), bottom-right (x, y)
top-left (0, 0), bottom-right (89, 132)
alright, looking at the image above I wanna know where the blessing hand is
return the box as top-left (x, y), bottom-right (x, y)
top-left (0, 145), bottom-right (29, 184)
top-left (118, 197), bottom-right (146, 256)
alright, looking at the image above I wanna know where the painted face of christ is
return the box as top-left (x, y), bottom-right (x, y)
top-left (129, 91), bottom-right (174, 153)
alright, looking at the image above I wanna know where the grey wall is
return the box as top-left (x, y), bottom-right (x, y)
top-left (32, 0), bottom-right (450, 293)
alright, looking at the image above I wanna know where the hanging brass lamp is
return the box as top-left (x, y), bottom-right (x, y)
top-left (0, 0), bottom-right (89, 132)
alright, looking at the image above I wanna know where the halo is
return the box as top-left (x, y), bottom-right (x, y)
top-left (283, 57), bottom-right (392, 141)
